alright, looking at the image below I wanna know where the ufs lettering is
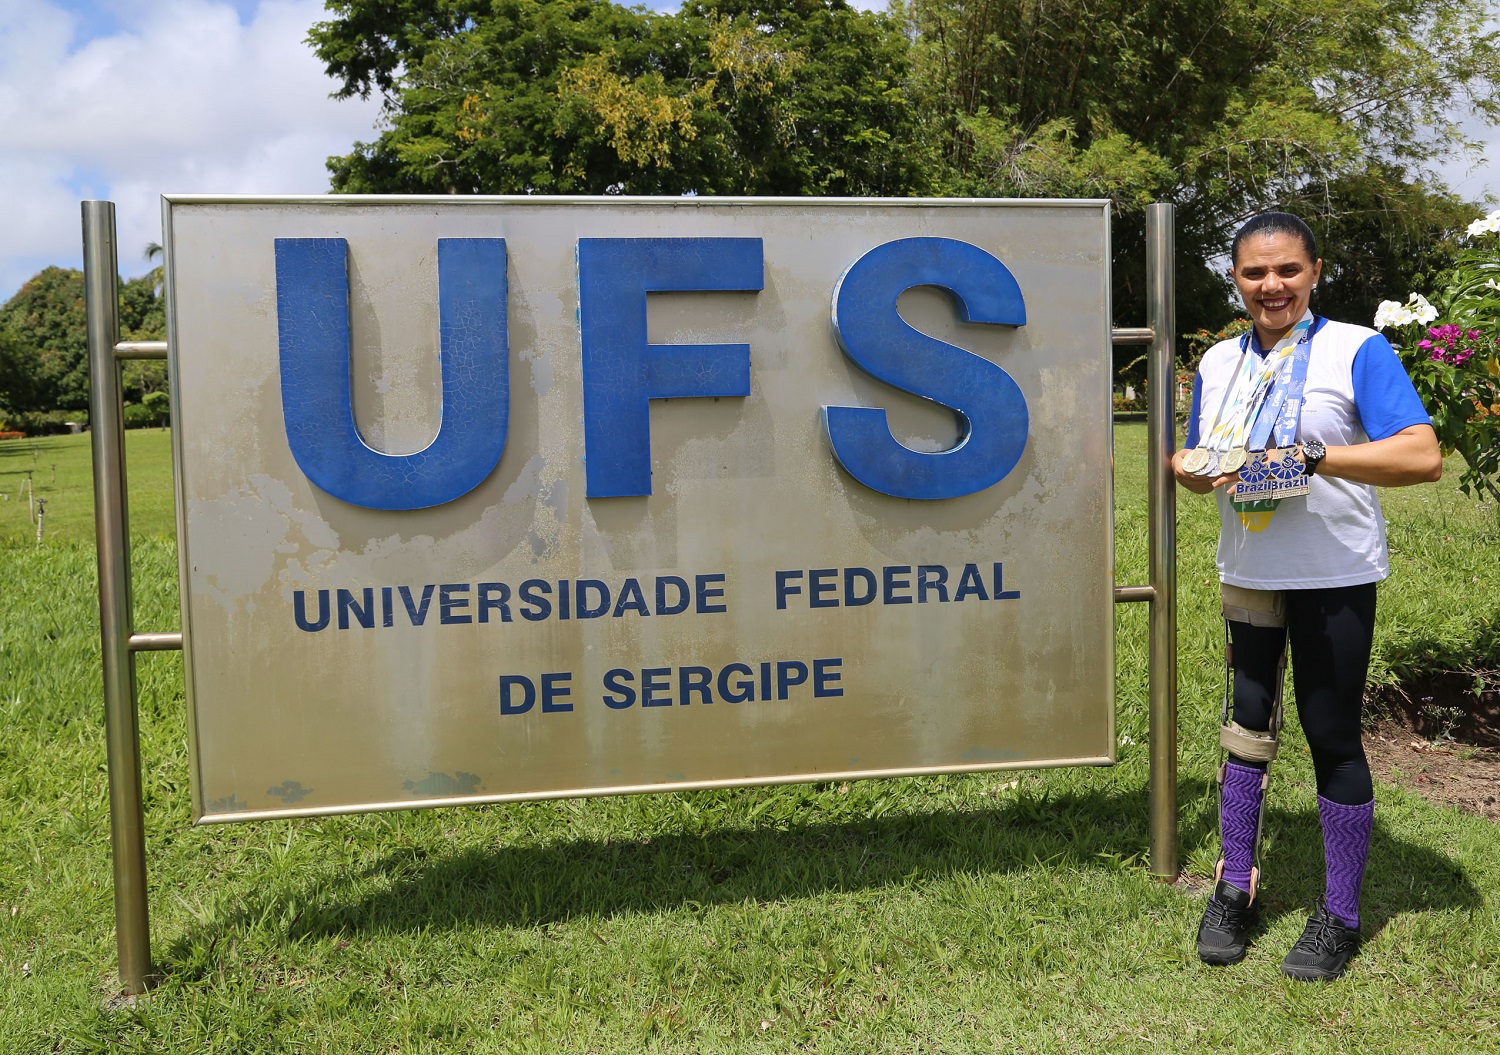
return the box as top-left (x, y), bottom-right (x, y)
top-left (274, 236), bottom-right (1029, 507)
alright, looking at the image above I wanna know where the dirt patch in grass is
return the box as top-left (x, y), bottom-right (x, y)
top-left (1364, 671), bottom-right (1500, 822)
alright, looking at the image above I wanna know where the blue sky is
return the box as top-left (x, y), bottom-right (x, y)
top-left (0, 1), bottom-right (1496, 305)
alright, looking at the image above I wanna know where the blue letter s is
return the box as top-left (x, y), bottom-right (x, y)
top-left (824, 238), bottom-right (1028, 500)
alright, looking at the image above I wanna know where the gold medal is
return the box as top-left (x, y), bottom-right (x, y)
top-left (1181, 447), bottom-right (1210, 474)
top-left (1219, 447), bottom-right (1247, 474)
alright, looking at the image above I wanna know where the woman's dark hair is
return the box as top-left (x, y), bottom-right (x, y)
top-left (1231, 212), bottom-right (1319, 265)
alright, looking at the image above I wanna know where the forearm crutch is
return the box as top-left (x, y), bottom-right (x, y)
top-left (1215, 584), bottom-right (1288, 899)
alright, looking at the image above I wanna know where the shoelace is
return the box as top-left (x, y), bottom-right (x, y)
top-left (1292, 912), bottom-right (1353, 953)
top-left (1204, 898), bottom-right (1250, 927)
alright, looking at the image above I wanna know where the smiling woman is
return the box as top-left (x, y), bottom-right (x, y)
top-left (1230, 223), bottom-right (1323, 348)
top-left (1174, 210), bottom-right (1443, 983)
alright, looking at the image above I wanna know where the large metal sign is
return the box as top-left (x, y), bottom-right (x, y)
top-left (163, 196), bottom-right (1115, 822)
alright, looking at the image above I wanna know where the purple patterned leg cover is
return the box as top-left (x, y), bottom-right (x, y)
top-left (1319, 795), bottom-right (1374, 929)
top-left (1220, 761), bottom-right (1265, 895)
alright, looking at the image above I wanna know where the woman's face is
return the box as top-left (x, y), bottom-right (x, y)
top-left (1231, 232), bottom-right (1322, 344)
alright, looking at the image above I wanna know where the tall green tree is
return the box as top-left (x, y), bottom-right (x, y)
top-left (311, 0), bottom-right (1500, 340)
top-left (0, 329), bottom-right (42, 421)
top-left (899, 0), bottom-right (1500, 333)
top-left (312, 0), bottom-right (931, 197)
top-left (0, 267), bottom-right (90, 413)
top-left (1304, 167), bottom-right (1476, 326)
top-left (0, 267), bottom-right (165, 415)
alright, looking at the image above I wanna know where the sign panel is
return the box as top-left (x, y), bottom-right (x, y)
top-left (163, 196), bottom-right (1115, 822)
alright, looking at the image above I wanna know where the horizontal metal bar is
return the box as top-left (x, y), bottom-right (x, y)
top-left (1113, 585), bottom-right (1155, 604)
top-left (1111, 327), bottom-right (1154, 345)
top-left (114, 342), bottom-right (168, 360)
top-left (128, 632), bottom-right (183, 652)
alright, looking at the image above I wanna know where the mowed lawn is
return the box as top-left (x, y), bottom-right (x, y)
top-left (1, 426), bottom-right (1498, 1054)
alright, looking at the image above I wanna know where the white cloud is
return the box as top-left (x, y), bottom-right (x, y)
top-left (0, 0), bottom-right (382, 301)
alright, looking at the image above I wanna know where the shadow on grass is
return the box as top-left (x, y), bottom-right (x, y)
top-left (1237, 804), bottom-right (1481, 941)
top-left (158, 775), bottom-right (1477, 970)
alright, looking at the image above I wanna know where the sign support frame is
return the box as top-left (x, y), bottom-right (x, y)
top-left (83, 198), bottom-right (1177, 995)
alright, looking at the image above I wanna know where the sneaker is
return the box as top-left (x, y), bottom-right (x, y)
top-left (1281, 902), bottom-right (1360, 981)
top-left (1197, 880), bottom-right (1256, 965)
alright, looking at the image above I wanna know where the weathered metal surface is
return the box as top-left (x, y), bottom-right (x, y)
top-left (163, 196), bottom-right (1115, 822)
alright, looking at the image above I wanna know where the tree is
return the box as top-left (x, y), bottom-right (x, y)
top-left (312, 0), bottom-right (932, 197)
top-left (0, 267), bottom-right (90, 412)
top-left (0, 267), bottom-right (165, 416)
top-left (312, 0), bottom-right (1500, 344)
top-left (122, 245), bottom-right (168, 401)
top-left (899, 0), bottom-right (1500, 334)
top-left (1303, 167), bottom-right (1475, 326)
top-left (0, 328), bottom-right (42, 421)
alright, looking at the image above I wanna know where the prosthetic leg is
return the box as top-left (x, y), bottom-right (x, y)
top-left (1214, 584), bottom-right (1288, 901)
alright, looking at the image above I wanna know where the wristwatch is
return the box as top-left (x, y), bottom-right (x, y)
top-left (1301, 440), bottom-right (1327, 476)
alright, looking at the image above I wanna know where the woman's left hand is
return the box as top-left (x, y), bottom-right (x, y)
top-left (1311, 424), bottom-right (1442, 487)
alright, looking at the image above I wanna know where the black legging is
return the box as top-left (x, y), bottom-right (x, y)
top-left (1227, 582), bottom-right (1377, 805)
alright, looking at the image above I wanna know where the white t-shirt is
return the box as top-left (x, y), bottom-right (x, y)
top-left (1185, 316), bottom-right (1431, 590)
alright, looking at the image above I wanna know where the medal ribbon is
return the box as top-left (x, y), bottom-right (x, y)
top-left (1198, 350), bottom-right (1265, 456)
top-left (1243, 317), bottom-right (1314, 452)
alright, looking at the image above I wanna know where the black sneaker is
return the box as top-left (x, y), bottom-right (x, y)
top-left (1197, 880), bottom-right (1256, 965)
top-left (1281, 902), bottom-right (1360, 981)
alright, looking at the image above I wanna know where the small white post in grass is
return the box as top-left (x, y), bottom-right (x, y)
top-left (35, 498), bottom-right (45, 543)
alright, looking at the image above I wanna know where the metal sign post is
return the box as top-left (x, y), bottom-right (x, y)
top-left (83, 200), bottom-right (153, 994)
top-left (1146, 204), bottom-right (1179, 879)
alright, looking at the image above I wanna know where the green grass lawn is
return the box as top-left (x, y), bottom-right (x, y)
top-left (1, 425), bottom-right (1498, 1053)
top-left (0, 430), bottom-right (176, 547)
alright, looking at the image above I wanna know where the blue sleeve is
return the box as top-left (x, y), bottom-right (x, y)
top-left (1183, 371), bottom-right (1204, 448)
top-left (1351, 334), bottom-right (1431, 441)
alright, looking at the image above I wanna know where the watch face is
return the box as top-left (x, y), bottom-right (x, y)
top-left (1302, 441), bottom-right (1326, 475)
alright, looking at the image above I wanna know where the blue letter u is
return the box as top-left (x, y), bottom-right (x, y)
top-left (274, 238), bottom-right (509, 510)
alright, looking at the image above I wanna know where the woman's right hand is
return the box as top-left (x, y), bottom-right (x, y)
top-left (1172, 448), bottom-right (1238, 495)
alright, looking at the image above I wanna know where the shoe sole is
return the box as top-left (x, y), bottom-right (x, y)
top-left (1197, 943), bottom-right (1248, 966)
top-left (1281, 962), bottom-right (1347, 981)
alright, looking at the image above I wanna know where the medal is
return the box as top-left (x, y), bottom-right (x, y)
top-left (1268, 446), bottom-right (1310, 500)
top-left (1191, 348), bottom-right (1262, 475)
top-left (1194, 317), bottom-right (1315, 479)
top-left (1181, 448), bottom-right (1210, 474)
top-left (1232, 449), bottom-right (1275, 501)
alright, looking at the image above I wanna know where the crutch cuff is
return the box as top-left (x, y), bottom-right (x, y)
top-left (1221, 583), bottom-right (1286, 627)
top-left (1220, 720), bottom-right (1279, 762)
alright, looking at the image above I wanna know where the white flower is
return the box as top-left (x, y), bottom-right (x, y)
top-left (1467, 210), bottom-right (1500, 237)
top-left (1374, 300), bottom-right (1405, 328)
top-left (1486, 278), bottom-right (1500, 291)
top-left (1374, 293), bottom-right (1437, 328)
